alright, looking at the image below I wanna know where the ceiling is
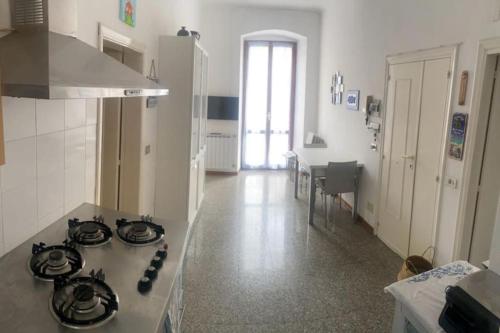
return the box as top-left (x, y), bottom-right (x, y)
top-left (200, 0), bottom-right (325, 11)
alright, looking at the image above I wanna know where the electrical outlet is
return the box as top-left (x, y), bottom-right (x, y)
top-left (367, 201), bottom-right (374, 214)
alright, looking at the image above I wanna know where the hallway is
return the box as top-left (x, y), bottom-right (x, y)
top-left (182, 171), bottom-right (402, 332)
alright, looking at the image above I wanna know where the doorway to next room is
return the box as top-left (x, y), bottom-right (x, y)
top-left (241, 41), bottom-right (297, 170)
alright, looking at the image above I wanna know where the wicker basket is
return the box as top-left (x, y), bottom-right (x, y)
top-left (397, 247), bottom-right (434, 281)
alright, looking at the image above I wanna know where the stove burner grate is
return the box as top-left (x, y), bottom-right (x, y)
top-left (29, 242), bottom-right (84, 281)
top-left (67, 216), bottom-right (112, 247)
top-left (115, 216), bottom-right (165, 246)
top-left (50, 269), bottom-right (118, 330)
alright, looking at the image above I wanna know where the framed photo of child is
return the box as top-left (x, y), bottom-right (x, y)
top-left (119, 0), bottom-right (137, 27)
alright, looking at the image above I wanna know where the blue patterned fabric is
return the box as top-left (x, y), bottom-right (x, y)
top-left (408, 262), bottom-right (474, 283)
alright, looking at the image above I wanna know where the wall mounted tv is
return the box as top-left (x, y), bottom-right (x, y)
top-left (208, 96), bottom-right (239, 120)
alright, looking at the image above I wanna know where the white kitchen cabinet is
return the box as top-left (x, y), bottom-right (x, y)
top-left (156, 36), bottom-right (208, 224)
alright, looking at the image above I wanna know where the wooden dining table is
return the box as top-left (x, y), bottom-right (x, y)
top-left (292, 148), bottom-right (364, 226)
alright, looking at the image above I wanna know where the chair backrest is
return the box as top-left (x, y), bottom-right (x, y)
top-left (325, 161), bottom-right (358, 195)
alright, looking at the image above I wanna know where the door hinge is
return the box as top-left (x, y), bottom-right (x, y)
top-left (436, 175), bottom-right (440, 183)
top-left (447, 71), bottom-right (452, 79)
top-left (388, 75), bottom-right (391, 81)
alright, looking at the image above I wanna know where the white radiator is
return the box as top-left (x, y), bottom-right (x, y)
top-left (206, 133), bottom-right (238, 172)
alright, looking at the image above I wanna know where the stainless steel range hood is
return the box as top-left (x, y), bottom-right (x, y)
top-left (0, 0), bottom-right (168, 99)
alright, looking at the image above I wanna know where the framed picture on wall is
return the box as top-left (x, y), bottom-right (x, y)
top-left (449, 112), bottom-right (468, 160)
top-left (331, 72), bottom-right (344, 105)
top-left (119, 0), bottom-right (137, 27)
top-left (346, 90), bottom-right (360, 111)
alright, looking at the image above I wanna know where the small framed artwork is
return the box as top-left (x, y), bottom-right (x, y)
top-left (331, 72), bottom-right (344, 105)
top-left (119, 0), bottom-right (137, 27)
top-left (346, 90), bottom-right (360, 111)
top-left (449, 113), bottom-right (468, 160)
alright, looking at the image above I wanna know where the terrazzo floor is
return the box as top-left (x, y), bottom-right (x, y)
top-left (181, 171), bottom-right (403, 332)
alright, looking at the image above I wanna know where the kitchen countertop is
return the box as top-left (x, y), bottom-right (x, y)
top-left (385, 261), bottom-right (480, 333)
top-left (0, 203), bottom-right (190, 333)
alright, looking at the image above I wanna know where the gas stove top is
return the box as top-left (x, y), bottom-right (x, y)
top-left (50, 269), bottom-right (119, 330)
top-left (0, 203), bottom-right (189, 333)
top-left (116, 216), bottom-right (165, 246)
top-left (29, 242), bottom-right (85, 281)
top-left (67, 216), bottom-right (113, 247)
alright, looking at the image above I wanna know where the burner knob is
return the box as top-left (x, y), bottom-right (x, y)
top-left (138, 277), bottom-right (152, 293)
top-left (156, 248), bottom-right (168, 260)
top-left (150, 256), bottom-right (163, 269)
top-left (145, 266), bottom-right (158, 280)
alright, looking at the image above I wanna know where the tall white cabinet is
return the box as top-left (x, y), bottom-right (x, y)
top-left (156, 36), bottom-right (208, 224)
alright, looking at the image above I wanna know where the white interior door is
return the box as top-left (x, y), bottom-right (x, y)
top-left (379, 56), bottom-right (452, 258)
top-left (409, 58), bottom-right (451, 256)
top-left (469, 59), bottom-right (500, 266)
top-left (378, 61), bottom-right (423, 257)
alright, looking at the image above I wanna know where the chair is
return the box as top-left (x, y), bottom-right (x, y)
top-left (285, 153), bottom-right (297, 182)
top-left (319, 161), bottom-right (358, 229)
top-left (299, 166), bottom-right (310, 195)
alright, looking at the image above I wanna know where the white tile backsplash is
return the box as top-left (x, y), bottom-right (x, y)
top-left (0, 97), bottom-right (97, 257)
top-left (65, 99), bottom-right (86, 129)
top-left (85, 158), bottom-right (96, 204)
top-left (36, 99), bottom-right (65, 135)
top-left (3, 97), bottom-right (36, 142)
top-left (37, 132), bottom-right (64, 177)
top-left (2, 182), bottom-right (37, 253)
top-left (37, 172), bottom-right (64, 221)
top-left (65, 127), bottom-right (86, 170)
top-left (38, 207), bottom-right (64, 231)
top-left (86, 125), bottom-right (97, 159)
top-left (86, 99), bottom-right (98, 125)
top-left (1, 137), bottom-right (36, 192)
top-left (64, 165), bottom-right (86, 214)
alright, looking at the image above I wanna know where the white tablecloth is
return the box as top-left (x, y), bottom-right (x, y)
top-left (385, 261), bottom-right (480, 333)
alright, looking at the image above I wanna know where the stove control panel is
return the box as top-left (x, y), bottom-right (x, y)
top-left (138, 244), bottom-right (168, 294)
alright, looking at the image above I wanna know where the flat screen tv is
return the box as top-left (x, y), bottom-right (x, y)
top-left (208, 96), bottom-right (239, 120)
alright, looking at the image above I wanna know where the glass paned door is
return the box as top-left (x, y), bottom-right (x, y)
top-left (242, 41), bottom-right (295, 169)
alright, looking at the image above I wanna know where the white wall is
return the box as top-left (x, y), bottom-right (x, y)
top-left (315, 0), bottom-right (500, 265)
top-left (0, 0), bottom-right (201, 256)
top-left (200, 4), bottom-right (322, 148)
top-left (0, 98), bottom-right (97, 256)
top-left (75, 0), bottom-right (201, 215)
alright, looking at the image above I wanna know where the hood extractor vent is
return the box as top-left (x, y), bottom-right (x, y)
top-left (0, 0), bottom-right (168, 99)
top-left (13, 0), bottom-right (46, 26)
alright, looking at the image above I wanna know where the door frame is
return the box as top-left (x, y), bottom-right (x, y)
top-left (375, 45), bottom-right (458, 258)
top-left (240, 40), bottom-right (297, 170)
top-left (96, 24), bottom-right (146, 206)
top-left (454, 37), bottom-right (500, 261)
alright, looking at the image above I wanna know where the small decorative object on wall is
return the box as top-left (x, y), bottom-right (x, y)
top-left (177, 26), bottom-right (190, 37)
top-left (449, 112), bottom-right (468, 161)
top-left (364, 95), bottom-right (382, 152)
top-left (331, 72), bottom-right (344, 105)
top-left (346, 90), bottom-right (360, 111)
top-left (146, 59), bottom-right (159, 108)
top-left (190, 30), bottom-right (201, 40)
top-left (458, 71), bottom-right (468, 106)
top-left (365, 95), bottom-right (381, 125)
top-left (119, 0), bottom-right (136, 27)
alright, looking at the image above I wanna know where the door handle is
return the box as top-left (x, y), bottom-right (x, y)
top-left (401, 155), bottom-right (415, 160)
